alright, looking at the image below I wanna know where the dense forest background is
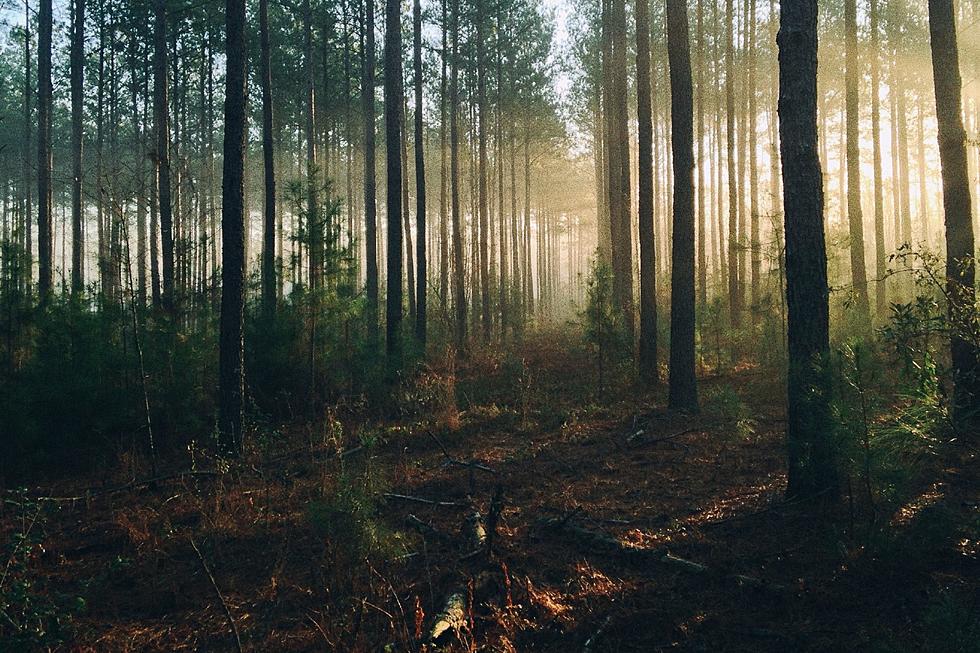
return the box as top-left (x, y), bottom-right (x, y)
top-left (0, 0), bottom-right (978, 649)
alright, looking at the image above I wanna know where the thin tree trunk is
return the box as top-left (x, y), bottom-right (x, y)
top-left (364, 0), bottom-right (379, 345)
top-left (37, 0), bottom-right (53, 299)
top-left (218, 0), bottom-right (248, 454)
top-left (413, 0), bottom-right (427, 343)
top-left (725, 0), bottom-right (739, 326)
top-left (845, 0), bottom-right (870, 322)
top-left (439, 0), bottom-right (449, 309)
top-left (748, 0), bottom-right (760, 320)
top-left (260, 0), bottom-right (277, 315)
top-left (871, 0), bottom-right (886, 316)
top-left (384, 0), bottom-right (404, 371)
top-left (637, 0), bottom-right (657, 382)
top-left (70, 0), bottom-right (85, 294)
top-left (696, 0), bottom-right (707, 308)
top-left (154, 0), bottom-right (174, 314)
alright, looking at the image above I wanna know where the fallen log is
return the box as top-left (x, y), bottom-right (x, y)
top-left (428, 590), bottom-right (467, 643)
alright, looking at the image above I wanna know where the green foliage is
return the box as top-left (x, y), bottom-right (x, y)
top-left (305, 455), bottom-right (407, 597)
top-left (702, 385), bottom-right (757, 440)
top-left (0, 297), bottom-right (216, 480)
top-left (582, 256), bottom-right (627, 388)
top-left (831, 337), bottom-right (948, 509)
top-left (919, 589), bottom-right (980, 653)
top-left (0, 497), bottom-right (85, 651)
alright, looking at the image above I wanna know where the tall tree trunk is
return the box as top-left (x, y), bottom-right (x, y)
top-left (133, 37), bottom-right (147, 305)
top-left (927, 0), bottom-right (980, 422)
top-left (748, 0), bottom-right (760, 321)
top-left (695, 0), bottom-right (707, 309)
top-left (725, 0), bottom-right (739, 326)
top-left (154, 0), bottom-right (175, 314)
top-left (608, 0), bottom-right (634, 342)
top-left (476, 0), bottom-right (491, 340)
top-left (637, 0), bottom-right (657, 382)
top-left (402, 96), bottom-right (416, 322)
top-left (413, 0), bottom-right (427, 344)
top-left (438, 0), bottom-right (449, 309)
top-left (896, 74), bottom-right (913, 245)
top-left (916, 99), bottom-right (929, 247)
top-left (37, 0), bottom-right (53, 300)
top-left (304, 0), bottom-right (320, 289)
top-left (496, 19), bottom-right (507, 338)
top-left (260, 0), bottom-right (277, 315)
top-left (70, 0), bottom-right (85, 294)
top-left (22, 0), bottom-right (33, 293)
top-left (219, 0), bottom-right (248, 454)
top-left (450, 0), bottom-right (466, 350)
top-left (364, 0), bottom-right (379, 345)
top-left (384, 0), bottom-right (404, 371)
top-left (845, 0), bottom-right (870, 322)
top-left (667, 0), bottom-right (698, 411)
top-left (870, 0), bottom-right (886, 317)
top-left (778, 0), bottom-right (837, 501)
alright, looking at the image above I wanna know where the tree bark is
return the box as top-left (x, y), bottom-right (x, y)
top-left (666, 0), bottom-right (698, 412)
top-left (384, 0), bottom-right (404, 372)
top-left (260, 0), bottom-right (277, 315)
top-left (364, 0), bottom-right (379, 345)
top-left (927, 0), bottom-right (980, 422)
top-left (450, 0), bottom-right (466, 350)
top-left (154, 0), bottom-right (175, 315)
top-left (219, 0), bottom-right (248, 454)
top-left (37, 0), bottom-right (53, 300)
top-left (637, 0), bottom-right (657, 382)
top-left (870, 0), bottom-right (886, 317)
top-left (725, 0), bottom-right (739, 327)
top-left (845, 0), bottom-right (870, 322)
top-left (413, 0), bottom-right (427, 344)
top-left (477, 0), bottom-right (491, 340)
top-left (70, 0), bottom-right (85, 294)
top-left (778, 0), bottom-right (837, 501)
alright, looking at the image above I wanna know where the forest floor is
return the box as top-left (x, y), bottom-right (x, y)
top-left (2, 329), bottom-right (978, 652)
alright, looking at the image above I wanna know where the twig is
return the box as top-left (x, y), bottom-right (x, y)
top-left (189, 536), bottom-right (244, 653)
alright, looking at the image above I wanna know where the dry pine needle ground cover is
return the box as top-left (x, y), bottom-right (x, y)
top-left (1, 330), bottom-right (977, 652)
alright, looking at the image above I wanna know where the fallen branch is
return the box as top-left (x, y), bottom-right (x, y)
top-left (406, 514), bottom-right (452, 543)
top-left (384, 493), bottom-right (468, 508)
top-left (189, 537), bottom-right (244, 653)
top-left (428, 430), bottom-right (497, 474)
top-left (3, 470), bottom-right (222, 503)
top-left (627, 427), bottom-right (700, 447)
top-left (583, 615), bottom-right (612, 652)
